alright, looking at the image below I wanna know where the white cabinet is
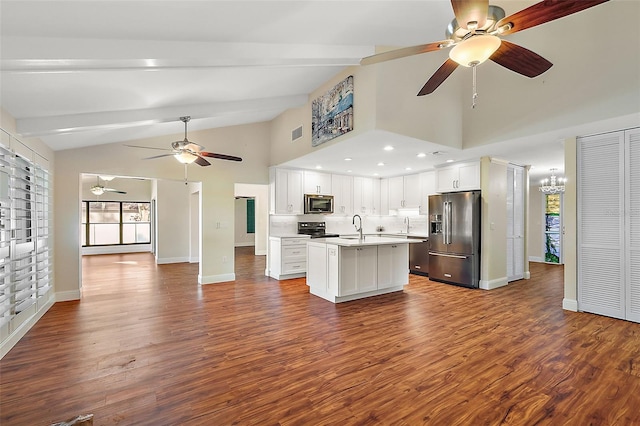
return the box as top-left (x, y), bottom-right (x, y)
top-left (436, 161), bottom-right (480, 193)
top-left (303, 170), bottom-right (332, 195)
top-left (308, 240), bottom-right (410, 303)
top-left (271, 168), bottom-right (303, 214)
top-left (577, 128), bottom-right (640, 323)
top-left (377, 244), bottom-right (409, 289)
top-left (419, 170), bottom-right (436, 216)
top-left (388, 174), bottom-right (421, 209)
top-left (379, 178), bottom-right (389, 216)
top-left (353, 176), bottom-right (379, 215)
top-left (331, 174), bottom-right (353, 216)
top-left (338, 246), bottom-right (378, 295)
top-left (268, 237), bottom-right (308, 279)
top-left (507, 165), bottom-right (525, 282)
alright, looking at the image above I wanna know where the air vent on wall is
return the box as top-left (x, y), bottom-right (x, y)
top-left (291, 125), bottom-right (303, 142)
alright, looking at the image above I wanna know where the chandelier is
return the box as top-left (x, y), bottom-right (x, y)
top-left (539, 168), bottom-right (565, 195)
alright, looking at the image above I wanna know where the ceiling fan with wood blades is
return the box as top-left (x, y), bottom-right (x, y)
top-left (91, 176), bottom-right (127, 196)
top-left (126, 116), bottom-right (243, 166)
top-left (361, 0), bottom-right (609, 106)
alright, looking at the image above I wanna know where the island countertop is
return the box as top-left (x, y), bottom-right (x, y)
top-left (310, 236), bottom-right (422, 247)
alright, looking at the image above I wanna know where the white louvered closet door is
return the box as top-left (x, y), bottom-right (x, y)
top-left (626, 128), bottom-right (640, 322)
top-left (578, 131), bottom-right (625, 320)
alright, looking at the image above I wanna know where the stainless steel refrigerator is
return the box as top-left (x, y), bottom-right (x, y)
top-left (428, 190), bottom-right (481, 288)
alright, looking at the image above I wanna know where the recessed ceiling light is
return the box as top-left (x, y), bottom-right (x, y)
top-left (377, 162), bottom-right (385, 166)
top-left (373, 173), bottom-right (379, 176)
top-left (315, 165), bottom-right (322, 169)
top-left (405, 167), bottom-right (412, 171)
top-left (384, 146), bottom-right (394, 151)
top-left (446, 159), bottom-right (455, 163)
top-left (344, 157), bottom-right (352, 161)
top-left (417, 153), bottom-right (426, 158)
top-left (347, 170), bottom-right (352, 173)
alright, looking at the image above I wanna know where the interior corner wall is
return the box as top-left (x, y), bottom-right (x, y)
top-left (269, 65), bottom-right (377, 167)
top-left (373, 50), bottom-right (464, 149)
top-left (234, 198), bottom-right (255, 247)
top-left (480, 157), bottom-right (508, 290)
top-left (461, 1), bottom-right (640, 150)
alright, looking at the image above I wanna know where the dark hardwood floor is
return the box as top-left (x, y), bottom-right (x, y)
top-left (2, 248), bottom-right (640, 425)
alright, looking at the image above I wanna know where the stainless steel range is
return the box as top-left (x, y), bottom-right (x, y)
top-left (297, 222), bottom-right (340, 239)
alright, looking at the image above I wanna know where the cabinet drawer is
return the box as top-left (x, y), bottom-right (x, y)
top-left (283, 261), bottom-right (306, 274)
top-left (283, 246), bottom-right (306, 258)
top-left (281, 238), bottom-right (308, 246)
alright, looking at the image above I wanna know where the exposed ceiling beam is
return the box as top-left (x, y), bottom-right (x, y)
top-left (16, 95), bottom-right (308, 137)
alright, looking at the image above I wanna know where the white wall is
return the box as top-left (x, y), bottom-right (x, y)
top-left (189, 183), bottom-right (201, 263)
top-left (528, 186), bottom-right (545, 262)
top-left (155, 179), bottom-right (191, 264)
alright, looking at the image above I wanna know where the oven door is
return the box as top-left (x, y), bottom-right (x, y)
top-left (304, 195), bottom-right (333, 214)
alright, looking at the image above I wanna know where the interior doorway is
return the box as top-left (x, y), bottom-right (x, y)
top-left (544, 193), bottom-right (563, 264)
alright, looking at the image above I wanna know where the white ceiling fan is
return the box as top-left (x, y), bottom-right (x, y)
top-left (90, 176), bottom-right (126, 196)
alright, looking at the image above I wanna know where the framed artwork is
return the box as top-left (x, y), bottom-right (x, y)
top-left (311, 75), bottom-right (353, 146)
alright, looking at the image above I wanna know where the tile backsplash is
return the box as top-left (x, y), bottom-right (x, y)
top-left (269, 213), bottom-right (428, 236)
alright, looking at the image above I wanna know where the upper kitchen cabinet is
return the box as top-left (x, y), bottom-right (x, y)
top-left (436, 161), bottom-right (480, 193)
top-left (331, 174), bottom-right (353, 216)
top-left (303, 170), bottom-right (332, 195)
top-left (270, 168), bottom-right (303, 214)
top-left (353, 176), bottom-right (380, 216)
top-left (388, 174), bottom-right (421, 209)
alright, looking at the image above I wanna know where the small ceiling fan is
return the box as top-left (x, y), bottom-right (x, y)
top-left (90, 176), bottom-right (126, 196)
top-left (126, 116), bottom-right (243, 166)
top-left (361, 0), bottom-right (609, 106)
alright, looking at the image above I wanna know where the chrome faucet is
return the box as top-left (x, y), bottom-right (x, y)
top-left (352, 214), bottom-right (363, 241)
top-left (404, 216), bottom-right (410, 234)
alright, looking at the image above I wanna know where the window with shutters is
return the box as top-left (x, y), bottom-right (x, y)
top-left (0, 130), bottom-right (53, 344)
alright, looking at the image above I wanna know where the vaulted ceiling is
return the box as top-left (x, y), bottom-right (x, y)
top-left (1, 1), bottom-right (636, 180)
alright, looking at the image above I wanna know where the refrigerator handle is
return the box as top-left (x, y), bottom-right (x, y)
top-left (443, 201), bottom-right (448, 245)
top-left (444, 201), bottom-right (452, 245)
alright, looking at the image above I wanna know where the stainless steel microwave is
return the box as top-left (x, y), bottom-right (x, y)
top-left (304, 194), bottom-right (334, 214)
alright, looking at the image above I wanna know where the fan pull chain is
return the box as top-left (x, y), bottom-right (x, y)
top-left (472, 63), bottom-right (478, 109)
top-left (184, 164), bottom-right (188, 185)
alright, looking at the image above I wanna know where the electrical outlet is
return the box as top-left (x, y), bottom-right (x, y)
top-left (222, 256), bottom-right (228, 263)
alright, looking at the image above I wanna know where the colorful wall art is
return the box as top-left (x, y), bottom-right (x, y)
top-left (311, 75), bottom-right (353, 146)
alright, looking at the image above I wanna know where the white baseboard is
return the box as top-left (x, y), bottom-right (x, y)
top-left (56, 290), bottom-right (81, 302)
top-left (235, 243), bottom-right (255, 247)
top-left (82, 244), bottom-right (152, 255)
top-left (199, 273), bottom-right (236, 284)
top-left (255, 249), bottom-right (267, 256)
top-left (189, 257), bottom-right (199, 263)
top-left (529, 256), bottom-right (544, 263)
top-left (479, 276), bottom-right (508, 290)
top-left (524, 271), bottom-right (531, 279)
top-left (1, 296), bottom-right (55, 359)
top-left (156, 257), bottom-right (190, 264)
top-left (563, 298), bottom-right (578, 312)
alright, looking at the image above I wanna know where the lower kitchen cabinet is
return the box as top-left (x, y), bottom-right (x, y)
top-left (268, 236), bottom-right (309, 280)
top-left (334, 246), bottom-right (378, 296)
top-left (377, 244), bottom-right (409, 289)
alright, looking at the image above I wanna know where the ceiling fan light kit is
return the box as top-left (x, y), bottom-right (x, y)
top-left (174, 151), bottom-right (198, 164)
top-left (449, 34), bottom-right (501, 67)
top-left (360, 0), bottom-right (610, 107)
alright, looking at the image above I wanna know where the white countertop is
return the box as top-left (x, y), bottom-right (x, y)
top-left (308, 236), bottom-right (420, 247)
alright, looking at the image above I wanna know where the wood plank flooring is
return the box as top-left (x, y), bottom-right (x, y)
top-left (2, 248), bottom-right (640, 425)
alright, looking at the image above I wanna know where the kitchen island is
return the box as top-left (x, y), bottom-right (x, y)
top-left (306, 236), bottom-right (416, 303)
